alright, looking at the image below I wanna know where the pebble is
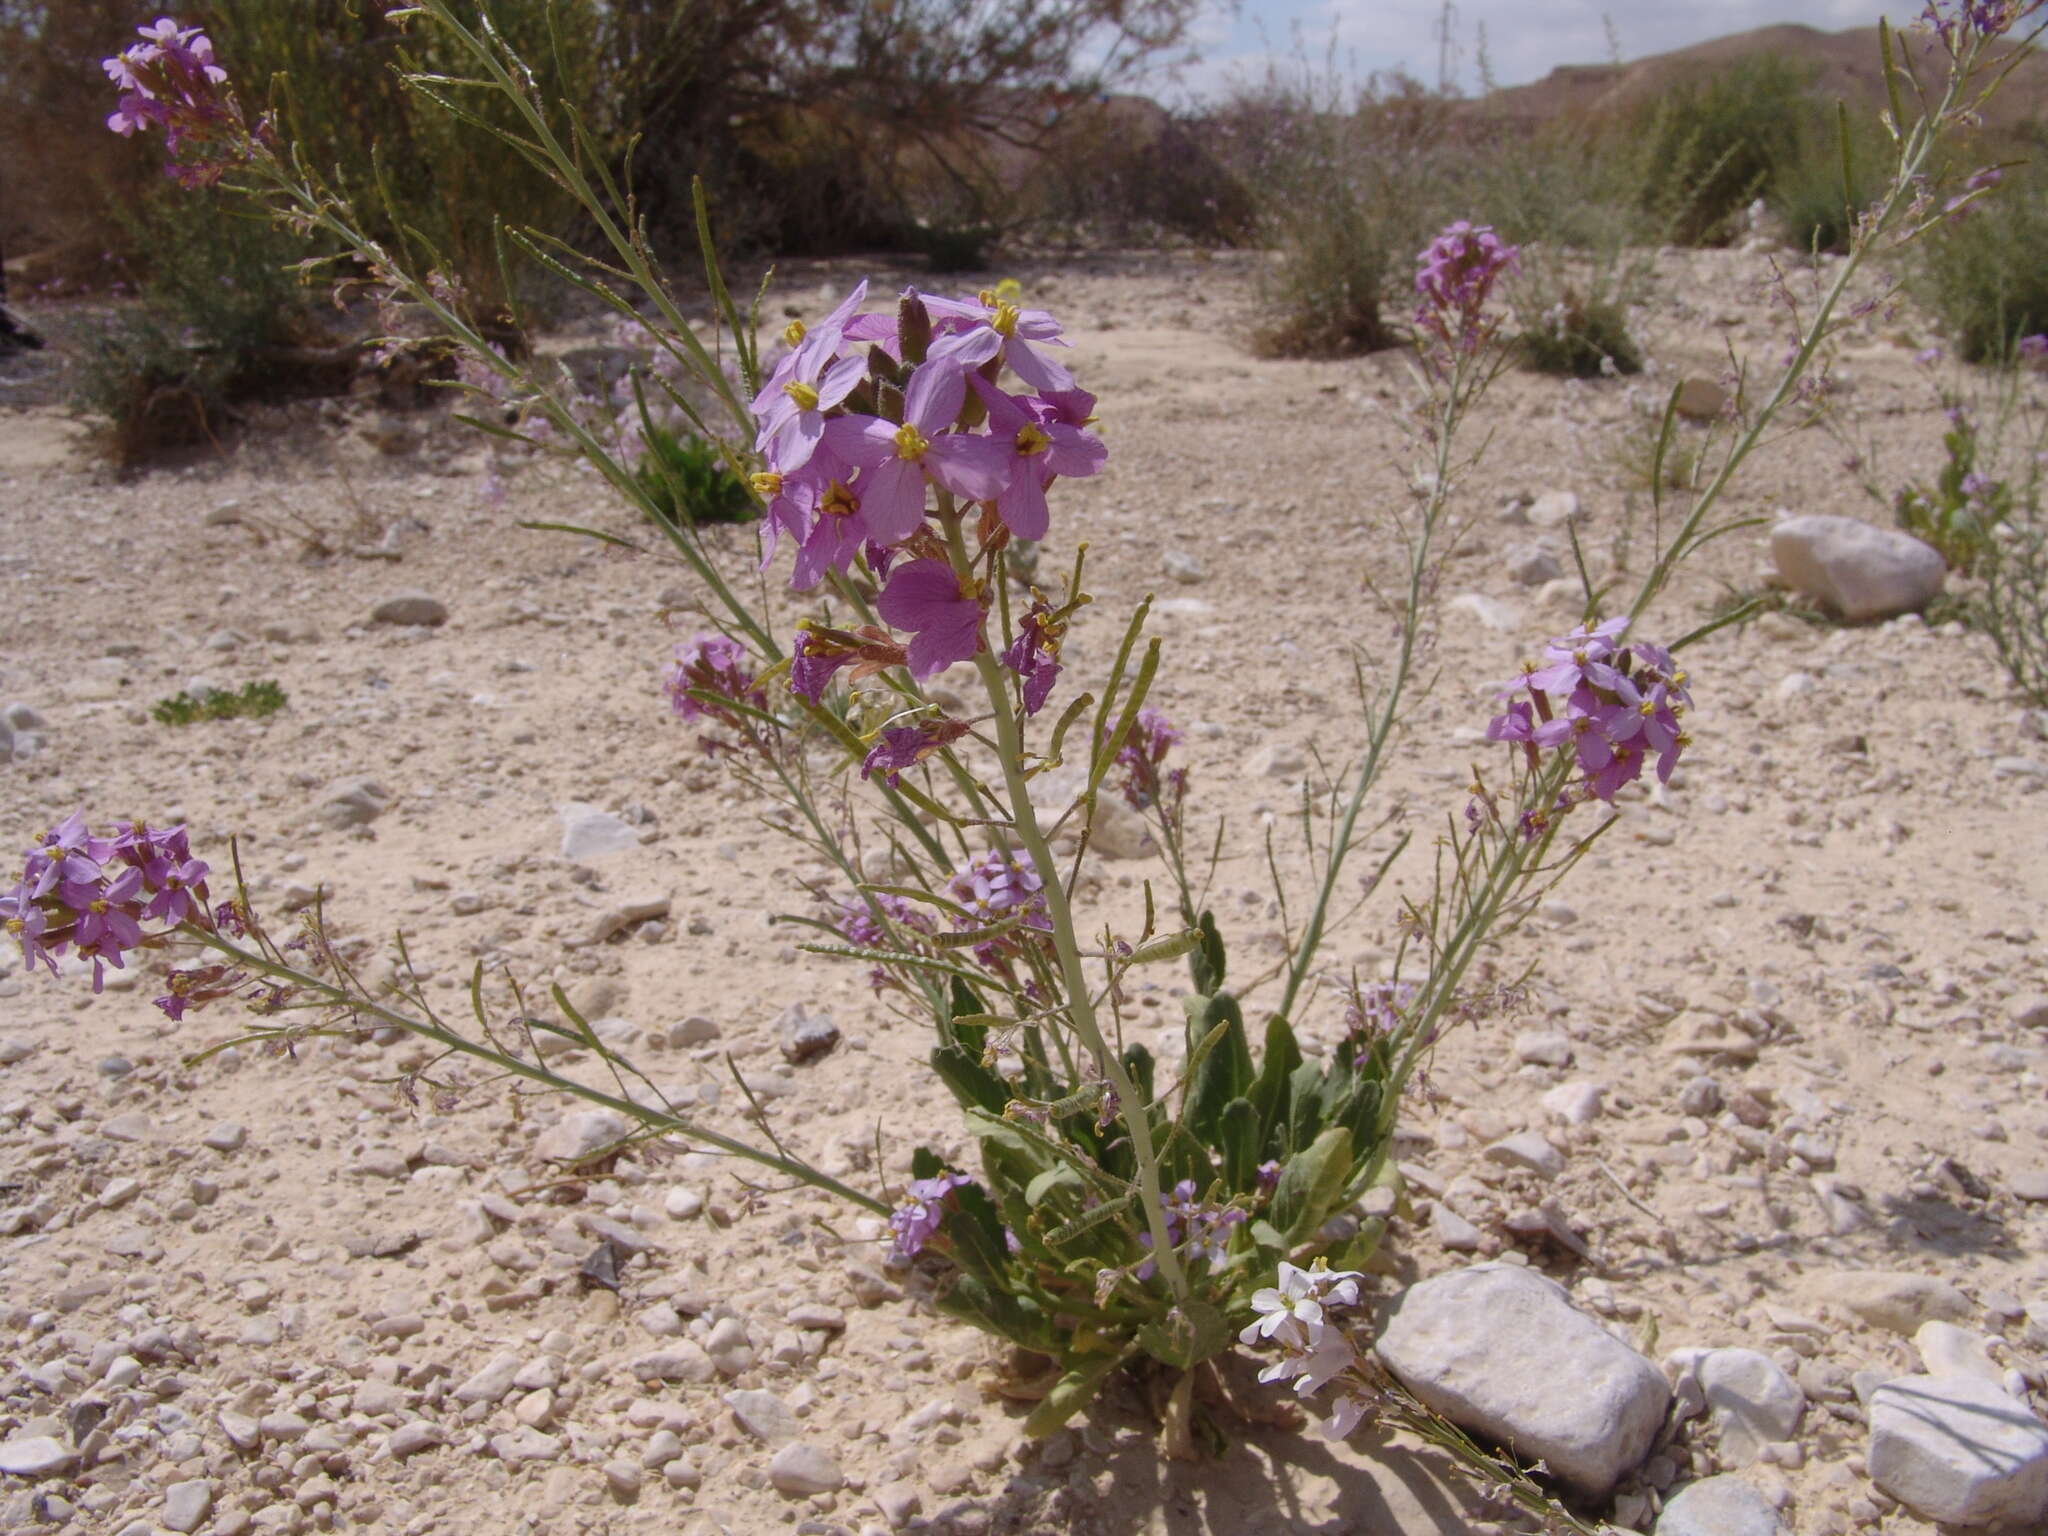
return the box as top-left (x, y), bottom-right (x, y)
top-left (1769, 514), bottom-right (1945, 622)
top-left (1811, 1270), bottom-right (1975, 1335)
top-left (630, 1344), bottom-right (716, 1384)
top-left (775, 1004), bottom-right (841, 1065)
top-left (1673, 378), bottom-right (1731, 422)
top-left (369, 591), bottom-right (448, 626)
top-left (0, 1037), bottom-right (33, 1064)
top-left (558, 801), bottom-right (639, 860)
top-left (161, 1480), bottom-right (212, 1534)
top-left (385, 1423), bottom-right (444, 1458)
top-left (1431, 1203), bottom-right (1484, 1252)
top-left (1915, 1321), bottom-right (2004, 1387)
top-left (1506, 543), bottom-right (1563, 586)
top-left (0, 1435), bottom-right (76, 1476)
top-left (201, 1122), bottom-right (247, 1152)
top-left (1655, 1475), bottom-right (1781, 1536)
top-left (585, 891), bottom-right (671, 944)
top-left (602, 1459), bottom-right (642, 1499)
top-left (1242, 741), bottom-right (1306, 779)
top-left (725, 1388), bottom-right (799, 1445)
top-left (1481, 1131), bottom-right (1565, 1179)
top-left (1448, 592), bottom-right (1521, 631)
top-left (99, 1112), bottom-right (151, 1142)
top-left (489, 1427), bottom-right (563, 1463)
top-left (1528, 490), bottom-right (1582, 527)
top-left (1695, 1348), bottom-right (1805, 1466)
top-left (533, 1109), bottom-right (629, 1163)
top-left (2011, 993), bottom-right (2048, 1030)
top-left (2010, 1169), bottom-right (2048, 1202)
top-left (1162, 550), bottom-right (1205, 584)
top-left (1541, 1081), bottom-right (1605, 1124)
top-left (1513, 1030), bottom-right (1573, 1067)
top-left (317, 777), bottom-right (391, 829)
top-left (453, 1352), bottom-right (524, 1405)
top-left (1375, 1262), bottom-right (1669, 1497)
top-left (1868, 1373), bottom-right (2048, 1528)
top-left (767, 1441), bottom-right (845, 1496)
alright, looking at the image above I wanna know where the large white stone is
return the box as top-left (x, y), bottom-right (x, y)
top-left (1868, 1373), bottom-right (2048, 1528)
top-left (1655, 1476), bottom-right (1780, 1536)
top-left (558, 802), bottom-right (639, 860)
top-left (0, 1436), bottom-right (75, 1477)
top-left (1696, 1348), bottom-right (1803, 1466)
top-left (1375, 1262), bottom-right (1669, 1497)
top-left (1769, 515), bottom-right (1945, 622)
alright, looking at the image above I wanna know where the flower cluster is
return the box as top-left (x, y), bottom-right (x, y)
top-left (750, 284), bottom-right (1107, 690)
top-left (1921, 0), bottom-right (2041, 47)
top-left (1141, 1180), bottom-right (1246, 1274)
top-left (1240, 1261), bottom-right (1377, 1440)
top-left (1488, 618), bottom-right (1693, 810)
top-left (1413, 221), bottom-right (1519, 357)
top-left (3, 814), bottom-right (212, 992)
top-left (945, 849), bottom-right (1051, 968)
top-left (1110, 708), bottom-right (1187, 812)
top-left (861, 715), bottom-right (972, 786)
top-left (662, 633), bottom-right (766, 753)
top-left (103, 18), bottom-right (259, 188)
top-left (889, 1172), bottom-right (972, 1263)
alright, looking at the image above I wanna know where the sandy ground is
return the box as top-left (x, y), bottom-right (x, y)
top-left (0, 245), bottom-right (2045, 1536)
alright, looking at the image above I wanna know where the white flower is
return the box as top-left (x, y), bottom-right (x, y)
top-left (1245, 1262), bottom-right (1324, 1345)
top-left (1317, 1393), bottom-right (1371, 1441)
top-left (1291, 1324), bottom-right (1357, 1396)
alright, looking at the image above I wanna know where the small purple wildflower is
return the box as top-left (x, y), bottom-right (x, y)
top-left (102, 17), bottom-right (258, 187)
top-left (874, 558), bottom-right (986, 679)
top-left (1490, 618), bottom-right (1694, 805)
top-left (1108, 708), bottom-right (1186, 812)
top-left (827, 360), bottom-right (1012, 544)
top-left (786, 622), bottom-right (905, 705)
top-left (7, 814), bottom-right (214, 992)
top-left (861, 717), bottom-right (972, 786)
top-left (924, 289), bottom-right (1077, 393)
top-left (662, 633), bottom-right (766, 749)
top-left (970, 377), bottom-right (1106, 541)
top-left (1000, 602), bottom-right (1064, 716)
top-left (1414, 221), bottom-right (1519, 356)
top-left (889, 1173), bottom-right (971, 1263)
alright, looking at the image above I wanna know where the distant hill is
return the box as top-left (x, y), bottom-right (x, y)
top-left (1474, 23), bottom-right (2048, 129)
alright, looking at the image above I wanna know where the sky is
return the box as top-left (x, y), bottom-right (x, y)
top-left (1154, 0), bottom-right (1916, 101)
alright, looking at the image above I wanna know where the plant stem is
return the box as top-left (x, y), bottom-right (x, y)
top-left (184, 927), bottom-right (888, 1214)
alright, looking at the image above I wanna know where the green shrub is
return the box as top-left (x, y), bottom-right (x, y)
top-left (1625, 55), bottom-right (1817, 246)
top-left (1894, 402), bottom-right (2012, 573)
top-left (1510, 255), bottom-right (1645, 377)
top-left (1769, 108), bottom-right (1889, 254)
top-left (635, 428), bottom-right (755, 529)
top-left (153, 680), bottom-right (288, 726)
top-left (1980, 515), bottom-right (2048, 707)
top-left (1915, 168), bottom-right (2048, 361)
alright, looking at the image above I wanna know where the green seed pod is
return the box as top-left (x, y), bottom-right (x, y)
top-left (1128, 929), bottom-right (1202, 965)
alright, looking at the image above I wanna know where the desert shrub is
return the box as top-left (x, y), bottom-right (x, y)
top-left (153, 680), bottom-right (288, 726)
top-left (635, 428), bottom-right (755, 529)
top-left (1981, 513), bottom-right (2048, 707)
top-left (70, 188), bottom-right (324, 468)
top-left (1769, 107), bottom-right (1890, 253)
top-left (1509, 252), bottom-right (1645, 377)
top-left (1894, 401), bottom-right (2015, 573)
top-left (1624, 55), bottom-right (1817, 246)
top-left (1916, 168), bottom-right (2048, 361)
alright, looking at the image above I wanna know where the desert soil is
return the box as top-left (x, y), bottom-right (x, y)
top-left (0, 244), bottom-right (2045, 1536)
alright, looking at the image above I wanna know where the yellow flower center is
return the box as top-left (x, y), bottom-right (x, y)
top-left (90, 899), bottom-right (110, 915)
top-left (1015, 423), bottom-right (1051, 457)
top-left (783, 319), bottom-right (806, 347)
top-left (892, 422), bottom-right (930, 462)
top-left (783, 380), bottom-right (819, 412)
top-left (3, 917), bottom-right (21, 936)
top-left (1637, 699), bottom-right (1656, 717)
top-left (821, 482), bottom-right (860, 520)
top-left (750, 471), bottom-right (783, 498)
top-left (990, 301), bottom-right (1020, 338)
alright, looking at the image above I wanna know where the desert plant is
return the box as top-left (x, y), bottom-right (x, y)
top-left (1770, 105), bottom-right (1891, 253)
top-left (1512, 264), bottom-right (1645, 377)
top-left (1626, 54), bottom-right (1818, 246)
top-left (1980, 512), bottom-right (2048, 706)
top-left (634, 425), bottom-right (755, 529)
top-left (1916, 165), bottom-right (2048, 360)
top-left (1895, 400), bottom-right (2017, 572)
top-left (152, 680), bottom-right (288, 726)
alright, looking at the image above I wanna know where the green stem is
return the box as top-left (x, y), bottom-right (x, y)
top-left (186, 927), bottom-right (887, 1214)
top-left (937, 511), bottom-right (1190, 1300)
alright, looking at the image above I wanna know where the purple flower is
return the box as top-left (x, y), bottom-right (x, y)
top-left (751, 331), bottom-right (866, 473)
top-left (1413, 221), bottom-right (1519, 354)
top-left (924, 290), bottom-right (1076, 393)
top-left (0, 883), bottom-right (55, 977)
top-left (969, 377), bottom-right (1106, 541)
top-left (1109, 708), bottom-right (1186, 811)
top-left (1000, 603), bottom-right (1063, 716)
top-left (1491, 618), bottom-right (1695, 805)
top-left (1484, 698), bottom-right (1535, 744)
top-left (1522, 617), bottom-right (1628, 695)
top-left (790, 470), bottom-right (878, 590)
top-left (786, 622), bottom-right (905, 704)
top-left (861, 717), bottom-right (972, 786)
top-left (889, 1172), bottom-right (971, 1263)
top-left (102, 18), bottom-right (251, 187)
top-left (946, 850), bottom-right (1049, 932)
top-left (827, 361), bottom-right (1011, 542)
top-left (663, 633), bottom-right (765, 728)
top-left (25, 811), bottom-right (112, 899)
top-left (875, 558), bottom-right (986, 679)
top-left (2021, 334), bottom-right (2048, 363)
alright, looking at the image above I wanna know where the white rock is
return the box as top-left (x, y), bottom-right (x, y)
top-left (1431, 1203), bottom-right (1483, 1252)
top-left (1448, 592), bottom-right (1521, 632)
top-left (1481, 1131), bottom-right (1565, 1179)
top-left (1513, 1030), bottom-right (1573, 1067)
top-left (317, 777), bottom-right (391, 829)
top-left (1655, 1475), bottom-right (1780, 1536)
top-left (1697, 1348), bottom-right (1804, 1466)
top-left (1506, 544), bottom-right (1564, 586)
top-left (1162, 550), bottom-right (1205, 584)
top-left (1528, 491), bottom-right (1582, 528)
top-left (1242, 741), bottom-right (1307, 779)
top-left (1868, 1373), bottom-right (2048, 1528)
top-left (1915, 1321), bottom-right (2006, 1389)
top-left (533, 1108), bottom-right (629, 1163)
top-left (452, 1352), bottom-right (525, 1405)
top-left (1769, 515), bottom-right (1945, 622)
top-left (767, 1440), bottom-right (845, 1496)
top-left (1541, 1081), bottom-right (1605, 1125)
top-left (0, 1436), bottom-right (75, 1477)
top-left (489, 1427), bottom-right (563, 1463)
top-left (1808, 1270), bottom-right (1974, 1335)
top-left (725, 1389), bottom-right (799, 1445)
top-left (1376, 1262), bottom-right (1669, 1496)
top-left (369, 591), bottom-right (448, 627)
top-left (558, 801), bottom-right (639, 860)
top-left (201, 1121), bottom-right (247, 1152)
top-left (162, 1479), bottom-right (213, 1533)
top-left (630, 1344), bottom-right (716, 1384)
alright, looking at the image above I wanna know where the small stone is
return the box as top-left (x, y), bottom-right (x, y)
top-left (1915, 1321), bottom-right (2005, 1387)
top-left (162, 1480), bottom-right (213, 1534)
top-left (1673, 378), bottom-right (1731, 422)
top-left (1655, 1475), bottom-right (1780, 1536)
top-left (630, 1344), bottom-right (716, 1384)
top-left (705, 1316), bottom-right (754, 1376)
top-left (1482, 1131), bottom-right (1565, 1179)
top-left (775, 1004), bottom-right (840, 1065)
top-left (1528, 490), bottom-right (1583, 527)
top-left (489, 1427), bottom-right (563, 1463)
top-left (602, 1459), bottom-right (642, 1500)
top-left (1375, 1262), bottom-right (1668, 1497)
top-left (664, 1187), bottom-right (704, 1220)
top-left (99, 1111), bottom-right (151, 1142)
top-left (1868, 1373), bottom-right (2048, 1528)
top-left (385, 1422), bottom-right (444, 1458)
top-left (1243, 741), bottom-right (1306, 779)
top-left (316, 777), bottom-right (391, 829)
top-left (0, 1037), bottom-right (33, 1064)
top-left (534, 1109), bottom-right (629, 1164)
top-left (1514, 1030), bottom-right (1573, 1067)
top-left (1162, 550), bottom-right (1205, 584)
top-left (671, 1016), bottom-right (721, 1046)
top-left (201, 1122), bottom-right (247, 1152)
top-left (1810, 1270), bottom-right (1975, 1335)
top-left (1448, 592), bottom-right (1520, 632)
top-left (1541, 1081), bottom-right (1605, 1125)
top-left (586, 891), bottom-right (670, 944)
top-left (0, 1436), bottom-right (76, 1477)
top-left (558, 802), bottom-right (638, 860)
top-left (2011, 994), bottom-right (2048, 1030)
top-left (1697, 1348), bottom-right (1804, 1466)
top-left (2010, 1169), bottom-right (2048, 1202)
top-left (1431, 1203), bottom-right (1483, 1252)
top-left (786, 1303), bottom-right (845, 1331)
top-left (217, 1412), bottom-right (260, 1450)
top-left (875, 1482), bottom-right (923, 1529)
top-left (98, 1176), bottom-right (142, 1210)
top-left (768, 1441), bottom-right (845, 1496)
top-left (369, 591), bottom-right (448, 627)
top-left (1506, 544), bottom-right (1564, 586)
top-left (725, 1389), bottom-right (799, 1445)
top-left (1678, 1076), bottom-right (1723, 1116)
top-left (453, 1352), bottom-right (525, 1405)
top-left (257, 1412), bottom-right (309, 1441)
top-left (1770, 514), bottom-right (1945, 622)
